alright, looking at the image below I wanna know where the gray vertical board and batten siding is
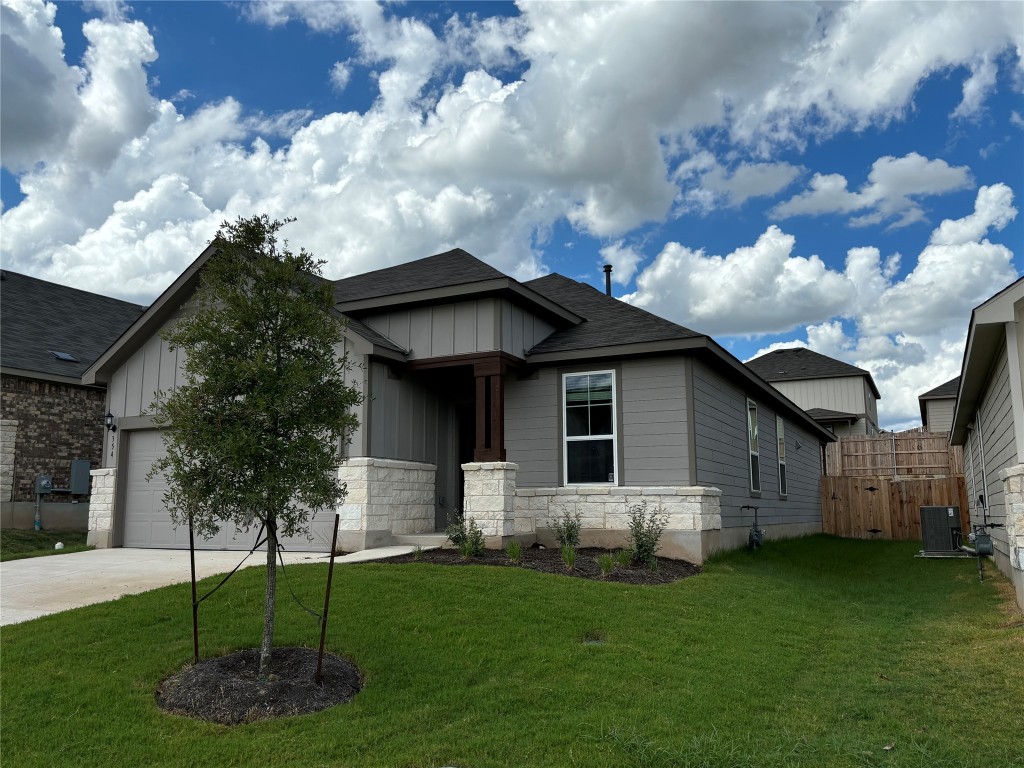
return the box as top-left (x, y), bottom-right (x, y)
top-left (362, 298), bottom-right (554, 360)
top-left (367, 360), bottom-right (447, 464)
top-left (964, 345), bottom-right (1017, 560)
top-left (504, 356), bottom-right (691, 487)
top-left (692, 360), bottom-right (822, 529)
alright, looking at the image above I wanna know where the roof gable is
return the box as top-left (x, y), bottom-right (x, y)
top-left (334, 248), bottom-right (507, 304)
top-left (0, 270), bottom-right (145, 381)
top-left (746, 347), bottom-right (881, 399)
top-left (919, 376), bottom-right (960, 401)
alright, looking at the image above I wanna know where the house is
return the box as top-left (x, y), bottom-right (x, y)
top-left (950, 276), bottom-right (1024, 610)
top-left (0, 271), bottom-right (145, 529)
top-left (746, 348), bottom-right (881, 436)
top-left (82, 247), bottom-right (835, 562)
top-left (918, 377), bottom-right (960, 433)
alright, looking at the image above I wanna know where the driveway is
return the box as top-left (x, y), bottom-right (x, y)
top-left (0, 545), bottom-right (426, 626)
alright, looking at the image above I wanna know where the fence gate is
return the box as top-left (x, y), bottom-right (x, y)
top-left (820, 476), bottom-right (969, 541)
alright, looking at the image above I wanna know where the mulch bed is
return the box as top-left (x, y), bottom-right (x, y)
top-left (368, 545), bottom-right (701, 585)
top-left (156, 647), bottom-right (361, 725)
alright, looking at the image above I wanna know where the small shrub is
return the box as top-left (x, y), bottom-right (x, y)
top-left (444, 511), bottom-right (467, 549)
top-left (548, 505), bottom-right (583, 548)
top-left (506, 539), bottom-right (523, 563)
top-left (626, 501), bottom-right (669, 566)
top-left (561, 544), bottom-right (577, 571)
top-left (412, 545), bottom-right (423, 561)
top-left (615, 549), bottom-right (633, 568)
top-left (596, 552), bottom-right (615, 577)
top-left (646, 556), bottom-right (659, 573)
top-left (457, 517), bottom-right (486, 559)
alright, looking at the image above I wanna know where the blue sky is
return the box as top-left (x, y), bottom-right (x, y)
top-left (2, 0), bottom-right (1022, 428)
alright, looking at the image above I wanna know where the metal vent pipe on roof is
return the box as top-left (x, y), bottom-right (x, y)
top-left (603, 264), bottom-right (612, 296)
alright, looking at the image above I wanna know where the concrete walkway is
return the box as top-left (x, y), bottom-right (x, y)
top-left (0, 545), bottom-right (431, 626)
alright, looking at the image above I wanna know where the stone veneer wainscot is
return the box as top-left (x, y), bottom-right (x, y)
top-left (998, 463), bottom-right (1024, 610)
top-left (337, 458), bottom-right (435, 551)
top-left (87, 467), bottom-right (116, 547)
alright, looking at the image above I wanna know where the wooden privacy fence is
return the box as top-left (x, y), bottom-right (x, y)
top-left (824, 432), bottom-right (964, 478)
top-left (821, 475), bottom-right (969, 541)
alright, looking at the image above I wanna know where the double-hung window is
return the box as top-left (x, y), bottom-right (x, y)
top-left (747, 399), bottom-right (760, 493)
top-left (563, 371), bottom-right (617, 484)
top-left (776, 415), bottom-right (787, 496)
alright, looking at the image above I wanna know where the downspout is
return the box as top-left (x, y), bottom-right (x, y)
top-left (977, 409), bottom-right (990, 525)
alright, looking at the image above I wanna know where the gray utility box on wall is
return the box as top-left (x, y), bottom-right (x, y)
top-left (69, 459), bottom-right (91, 495)
top-left (920, 506), bottom-right (961, 553)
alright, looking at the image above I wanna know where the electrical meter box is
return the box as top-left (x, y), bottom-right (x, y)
top-left (34, 474), bottom-right (53, 495)
top-left (920, 506), bottom-right (961, 553)
top-left (69, 459), bottom-right (91, 495)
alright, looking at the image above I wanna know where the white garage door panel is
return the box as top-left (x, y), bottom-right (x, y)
top-left (123, 430), bottom-right (334, 552)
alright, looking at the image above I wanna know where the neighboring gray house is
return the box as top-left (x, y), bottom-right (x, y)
top-left (83, 247), bottom-right (834, 563)
top-left (950, 277), bottom-right (1024, 610)
top-left (918, 376), bottom-right (960, 433)
top-left (746, 348), bottom-right (881, 436)
top-left (0, 271), bottom-right (144, 529)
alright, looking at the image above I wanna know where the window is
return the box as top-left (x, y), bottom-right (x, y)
top-left (777, 415), bottom-right (787, 496)
top-left (747, 399), bottom-right (760, 492)
top-left (563, 371), bottom-right (616, 484)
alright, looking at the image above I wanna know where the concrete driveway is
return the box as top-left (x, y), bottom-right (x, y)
top-left (0, 545), bottom-right (424, 626)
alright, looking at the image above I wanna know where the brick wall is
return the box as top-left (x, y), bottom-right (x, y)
top-left (0, 375), bottom-right (105, 502)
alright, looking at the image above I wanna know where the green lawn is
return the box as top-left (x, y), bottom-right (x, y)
top-left (0, 528), bottom-right (91, 561)
top-left (1, 536), bottom-right (1021, 768)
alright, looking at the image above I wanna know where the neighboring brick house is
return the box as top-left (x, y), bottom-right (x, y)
top-left (746, 348), bottom-right (881, 437)
top-left (918, 376), bottom-right (960, 433)
top-left (0, 270), bottom-right (144, 528)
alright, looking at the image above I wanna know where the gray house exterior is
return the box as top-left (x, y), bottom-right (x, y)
top-left (83, 247), bottom-right (833, 562)
top-left (918, 376), bottom-right (959, 433)
top-left (950, 277), bottom-right (1024, 610)
top-left (746, 348), bottom-right (881, 437)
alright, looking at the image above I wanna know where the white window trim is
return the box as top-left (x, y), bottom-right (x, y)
top-left (747, 398), bottom-right (760, 493)
top-left (562, 370), bottom-right (618, 486)
top-left (776, 415), bottom-right (787, 496)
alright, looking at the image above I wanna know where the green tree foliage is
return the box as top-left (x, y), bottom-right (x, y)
top-left (150, 215), bottom-right (362, 676)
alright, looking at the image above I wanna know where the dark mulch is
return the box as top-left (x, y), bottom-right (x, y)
top-left (369, 546), bottom-right (701, 585)
top-left (156, 647), bottom-right (361, 725)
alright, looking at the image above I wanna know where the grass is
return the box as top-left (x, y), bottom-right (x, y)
top-left (0, 529), bottom-right (91, 561)
top-left (1, 535), bottom-right (1021, 767)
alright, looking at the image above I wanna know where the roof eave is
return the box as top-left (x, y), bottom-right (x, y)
top-left (82, 243), bottom-right (218, 385)
top-left (1, 366), bottom-right (103, 388)
top-left (525, 337), bottom-right (706, 364)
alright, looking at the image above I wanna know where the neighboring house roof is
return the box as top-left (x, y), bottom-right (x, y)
top-left (918, 375), bottom-right (960, 426)
top-left (745, 347), bottom-right (881, 400)
top-left (0, 270), bottom-right (145, 385)
top-left (524, 274), bottom-right (702, 356)
top-left (804, 408), bottom-right (860, 423)
top-left (919, 376), bottom-right (960, 400)
top-left (951, 276), bottom-right (1024, 445)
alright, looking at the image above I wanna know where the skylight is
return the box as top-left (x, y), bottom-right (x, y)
top-left (49, 351), bottom-right (79, 362)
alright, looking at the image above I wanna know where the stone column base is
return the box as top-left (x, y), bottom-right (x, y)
top-left (997, 463), bottom-right (1024, 611)
top-left (462, 462), bottom-right (518, 543)
top-left (88, 468), bottom-right (116, 548)
top-left (337, 458), bottom-right (436, 551)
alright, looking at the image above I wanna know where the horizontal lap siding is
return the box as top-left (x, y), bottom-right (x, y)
top-left (505, 368), bottom-right (559, 487)
top-left (693, 360), bottom-right (822, 529)
top-left (969, 348), bottom-right (1017, 560)
top-left (620, 359), bottom-right (689, 485)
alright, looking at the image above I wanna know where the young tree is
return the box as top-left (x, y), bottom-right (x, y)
top-left (150, 215), bottom-right (362, 677)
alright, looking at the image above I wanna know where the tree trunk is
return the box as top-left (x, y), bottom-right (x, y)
top-left (259, 518), bottom-right (277, 679)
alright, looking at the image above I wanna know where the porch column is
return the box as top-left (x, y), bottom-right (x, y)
top-left (473, 360), bottom-right (506, 461)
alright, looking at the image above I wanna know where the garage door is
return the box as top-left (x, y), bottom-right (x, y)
top-left (122, 430), bottom-right (336, 552)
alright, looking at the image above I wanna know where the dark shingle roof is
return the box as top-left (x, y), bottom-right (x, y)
top-left (805, 408), bottom-right (859, 422)
top-left (524, 274), bottom-right (702, 354)
top-left (339, 313), bottom-right (407, 353)
top-left (746, 347), bottom-right (881, 399)
top-left (334, 248), bottom-right (507, 304)
top-left (919, 376), bottom-right (960, 400)
top-left (1, 270), bottom-right (145, 379)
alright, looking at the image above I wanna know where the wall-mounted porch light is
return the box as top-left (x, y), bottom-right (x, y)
top-left (105, 412), bottom-right (117, 433)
